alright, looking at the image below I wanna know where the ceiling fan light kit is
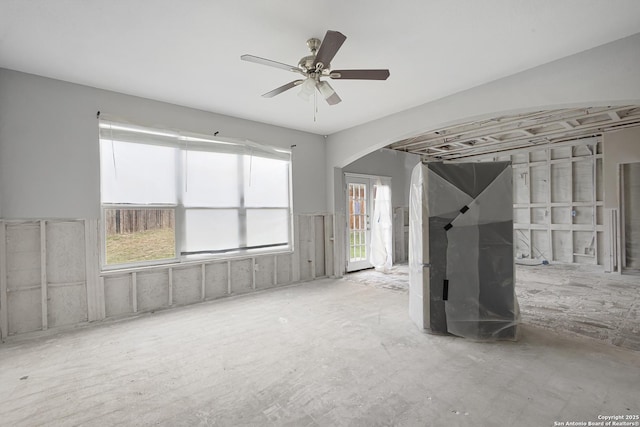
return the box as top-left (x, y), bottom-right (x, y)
top-left (297, 77), bottom-right (317, 101)
top-left (241, 30), bottom-right (390, 106)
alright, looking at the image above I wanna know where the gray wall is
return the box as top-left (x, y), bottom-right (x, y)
top-left (342, 148), bottom-right (420, 208)
top-left (0, 69), bottom-right (327, 219)
top-left (326, 32), bottom-right (640, 211)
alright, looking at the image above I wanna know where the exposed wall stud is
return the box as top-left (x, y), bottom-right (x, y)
top-left (0, 222), bottom-right (8, 340)
top-left (168, 267), bottom-right (173, 306)
top-left (310, 216), bottom-right (316, 279)
top-left (99, 276), bottom-right (106, 316)
top-left (324, 214), bottom-right (333, 277)
top-left (131, 272), bottom-right (137, 313)
top-left (592, 144), bottom-right (599, 264)
top-left (85, 219), bottom-right (103, 321)
top-left (616, 208), bottom-right (622, 274)
top-left (273, 256), bottom-right (278, 286)
top-left (546, 148), bottom-right (554, 260)
top-left (617, 167), bottom-right (625, 273)
top-left (251, 258), bottom-right (256, 290)
top-left (292, 215), bottom-right (301, 282)
top-left (512, 138), bottom-right (603, 265)
top-left (201, 264), bottom-right (206, 301)
top-left (40, 220), bottom-right (48, 330)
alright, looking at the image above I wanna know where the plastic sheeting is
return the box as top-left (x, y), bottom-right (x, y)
top-left (370, 182), bottom-right (393, 272)
top-left (409, 162), bottom-right (520, 341)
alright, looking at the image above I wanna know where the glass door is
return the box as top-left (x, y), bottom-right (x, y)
top-left (346, 176), bottom-right (372, 272)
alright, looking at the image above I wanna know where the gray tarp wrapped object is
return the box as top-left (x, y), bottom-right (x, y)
top-left (409, 162), bottom-right (519, 341)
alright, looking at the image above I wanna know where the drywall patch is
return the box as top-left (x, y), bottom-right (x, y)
top-left (6, 223), bottom-right (40, 290)
top-left (205, 263), bottom-right (228, 299)
top-left (46, 221), bottom-right (85, 284)
top-left (255, 256), bottom-right (275, 289)
top-left (230, 259), bottom-right (252, 294)
top-left (136, 271), bottom-right (169, 312)
top-left (276, 254), bottom-right (292, 284)
top-left (5, 223), bottom-right (41, 335)
top-left (48, 285), bottom-right (87, 327)
top-left (104, 275), bottom-right (132, 317)
top-left (8, 289), bottom-right (41, 335)
top-left (172, 266), bottom-right (201, 305)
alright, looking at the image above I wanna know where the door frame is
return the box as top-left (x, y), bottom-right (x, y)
top-left (344, 173), bottom-right (391, 272)
top-left (619, 161), bottom-right (640, 273)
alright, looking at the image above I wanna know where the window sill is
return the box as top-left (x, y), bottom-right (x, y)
top-left (100, 247), bottom-right (294, 276)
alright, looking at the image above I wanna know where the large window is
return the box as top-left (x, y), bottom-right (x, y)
top-left (99, 120), bottom-right (292, 268)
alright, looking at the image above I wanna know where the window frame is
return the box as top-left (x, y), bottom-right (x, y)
top-left (99, 119), bottom-right (293, 271)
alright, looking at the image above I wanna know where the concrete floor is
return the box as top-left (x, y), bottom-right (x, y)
top-left (345, 263), bottom-right (640, 352)
top-left (1, 273), bottom-right (639, 426)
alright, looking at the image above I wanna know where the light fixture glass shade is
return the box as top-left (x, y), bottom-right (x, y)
top-left (297, 78), bottom-right (316, 101)
top-left (317, 80), bottom-right (342, 105)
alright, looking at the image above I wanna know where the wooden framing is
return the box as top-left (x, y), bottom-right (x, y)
top-left (40, 220), bottom-right (48, 330)
top-left (506, 139), bottom-right (604, 264)
top-left (0, 213), bottom-right (336, 338)
top-left (0, 222), bottom-right (7, 340)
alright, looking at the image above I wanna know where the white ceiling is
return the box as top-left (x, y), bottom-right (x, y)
top-left (2, 1), bottom-right (640, 136)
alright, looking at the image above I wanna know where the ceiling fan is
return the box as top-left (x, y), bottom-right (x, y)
top-left (241, 30), bottom-right (390, 105)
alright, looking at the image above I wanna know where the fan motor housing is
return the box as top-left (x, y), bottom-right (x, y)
top-left (298, 55), bottom-right (316, 71)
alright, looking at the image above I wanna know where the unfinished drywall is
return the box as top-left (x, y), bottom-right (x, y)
top-left (2, 220), bottom-right (90, 336)
top-left (496, 140), bottom-right (603, 265)
top-left (255, 256), bottom-right (276, 290)
top-left (325, 33), bottom-right (640, 212)
top-left (204, 263), bottom-right (229, 298)
top-left (275, 254), bottom-right (293, 285)
top-left (0, 68), bottom-right (326, 219)
top-left (5, 222), bottom-right (41, 335)
top-left (172, 266), bottom-right (202, 305)
top-left (103, 275), bottom-right (131, 317)
top-left (0, 214), bottom-right (332, 339)
top-left (46, 221), bottom-right (87, 327)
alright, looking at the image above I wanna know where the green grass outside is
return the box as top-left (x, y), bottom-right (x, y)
top-left (349, 231), bottom-right (366, 261)
top-left (106, 227), bottom-right (176, 265)
top-left (107, 227), bottom-right (365, 265)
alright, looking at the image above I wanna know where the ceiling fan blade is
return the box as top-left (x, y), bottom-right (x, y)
top-left (317, 81), bottom-right (342, 105)
top-left (262, 80), bottom-right (304, 98)
top-left (241, 54), bottom-right (300, 73)
top-left (330, 69), bottom-right (390, 80)
top-left (314, 30), bottom-right (347, 70)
